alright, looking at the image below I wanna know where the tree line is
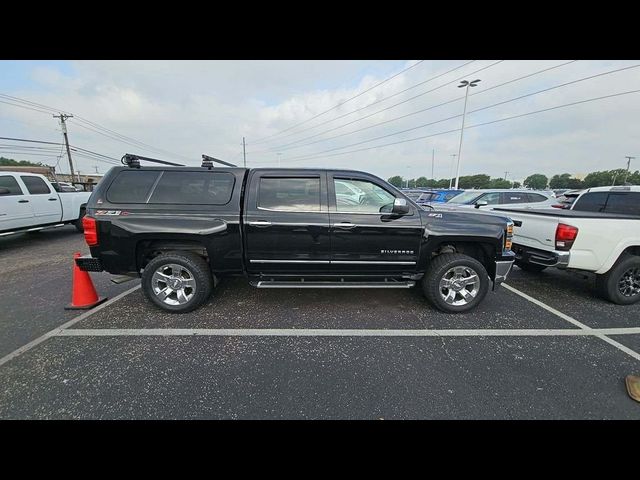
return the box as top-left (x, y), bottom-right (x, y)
top-left (388, 169), bottom-right (640, 191)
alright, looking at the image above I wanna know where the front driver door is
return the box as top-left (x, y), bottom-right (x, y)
top-left (328, 174), bottom-right (423, 274)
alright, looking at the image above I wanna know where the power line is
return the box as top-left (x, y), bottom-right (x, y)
top-left (261, 89), bottom-right (640, 164)
top-left (249, 60), bottom-right (428, 144)
top-left (263, 60), bottom-right (578, 153)
top-left (248, 60), bottom-right (480, 147)
top-left (273, 63), bottom-right (640, 161)
top-left (248, 60), bottom-right (502, 152)
top-left (0, 92), bottom-right (193, 161)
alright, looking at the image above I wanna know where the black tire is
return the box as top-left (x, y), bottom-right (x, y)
top-left (75, 208), bottom-right (86, 232)
top-left (141, 251), bottom-right (213, 313)
top-left (515, 260), bottom-right (547, 273)
top-left (595, 254), bottom-right (640, 305)
top-left (422, 253), bottom-right (490, 313)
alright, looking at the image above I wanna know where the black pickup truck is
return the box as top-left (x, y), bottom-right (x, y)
top-left (77, 163), bottom-right (515, 313)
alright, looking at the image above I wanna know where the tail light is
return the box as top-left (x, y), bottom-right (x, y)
top-left (555, 223), bottom-right (578, 251)
top-left (83, 216), bottom-right (98, 246)
top-left (551, 204), bottom-right (564, 208)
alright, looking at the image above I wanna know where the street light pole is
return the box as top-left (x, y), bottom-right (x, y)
top-left (449, 154), bottom-right (457, 189)
top-left (454, 79), bottom-right (481, 190)
top-left (624, 156), bottom-right (635, 184)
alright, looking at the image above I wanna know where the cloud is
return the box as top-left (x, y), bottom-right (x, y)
top-left (0, 59), bottom-right (638, 183)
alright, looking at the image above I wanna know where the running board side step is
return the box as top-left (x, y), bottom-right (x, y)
top-left (252, 280), bottom-right (416, 289)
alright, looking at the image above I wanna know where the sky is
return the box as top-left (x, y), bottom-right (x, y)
top-left (0, 59), bottom-right (638, 184)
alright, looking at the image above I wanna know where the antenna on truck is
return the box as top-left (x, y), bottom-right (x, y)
top-left (121, 153), bottom-right (185, 168)
top-left (201, 154), bottom-right (238, 169)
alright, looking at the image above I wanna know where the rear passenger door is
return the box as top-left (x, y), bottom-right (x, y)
top-left (19, 175), bottom-right (60, 225)
top-left (0, 175), bottom-right (33, 231)
top-left (244, 171), bottom-right (331, 274)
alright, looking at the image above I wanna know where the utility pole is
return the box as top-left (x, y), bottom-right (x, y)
top-left (504, 171), bottom-right (509, 180)
top-left (53, 113), bottom-right (77, 182)
top-left (277, 152), bottom-right (282, 167)
top-left (624, 156), bottom-right (635, 184)
top-left (93, 165), bottom-right (99, 174)
top-left (242, 137), bottom-right (247, 168)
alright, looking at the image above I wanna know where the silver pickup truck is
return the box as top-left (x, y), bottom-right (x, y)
top-left (0, 171), bottom-right (90, 236)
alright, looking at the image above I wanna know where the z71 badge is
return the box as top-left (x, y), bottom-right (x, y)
top-left (95, 210), bottom-right (125, 216)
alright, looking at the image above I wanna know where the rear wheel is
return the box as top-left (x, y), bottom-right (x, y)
top-left (515, 260), bottom-right (547, 273)
top-left (141, 252), bottom-right (213, 313)
top-left (422, 253), bottom-right (489, 313)
top-left (596, 254), bottom-right (640, 305)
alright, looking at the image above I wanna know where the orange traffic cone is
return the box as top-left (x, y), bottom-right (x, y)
top-left (65, 252), bottom-right (108, 310)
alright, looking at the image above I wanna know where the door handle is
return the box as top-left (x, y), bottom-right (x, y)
top-left (18, 199), bottom-right (29, 203)
top-left (334, 222), bottom-right (356, 229)
top-left (48, 198), bottom-right (58, 201)
top-left (248, 220), bottom-right (272, 227)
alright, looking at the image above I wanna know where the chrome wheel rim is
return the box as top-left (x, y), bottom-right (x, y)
top-left (151, 264), bottom-right (196, 306)
top-left (439, 265), bottom-right (480, 306)
top-left (618, 267), bottom-right (640, 297)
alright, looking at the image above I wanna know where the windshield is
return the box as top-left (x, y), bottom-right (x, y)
top-left (404, 191), bottom-right (424, 200)
top-left (447, 191), bottom-right (482, 204)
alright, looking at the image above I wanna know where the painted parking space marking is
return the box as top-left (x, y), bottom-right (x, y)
top-left (503, 283), bottom-right (640, 362)
top-left (0, 284), bottom-right (141, 368)
top-left (57, 327), bottom-right (640, 337)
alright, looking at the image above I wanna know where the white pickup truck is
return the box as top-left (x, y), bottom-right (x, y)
top-left (0, 171), bottom-right (91, 236)
top-left (494, 192), bottom-right (640, 305)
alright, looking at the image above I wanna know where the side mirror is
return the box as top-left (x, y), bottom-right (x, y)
top-left (392, 198), bottom-right (410, 215)
top-left (474, 200), bottom-right (488, 209)
top-left (0, 187), bottom-right (10, 195)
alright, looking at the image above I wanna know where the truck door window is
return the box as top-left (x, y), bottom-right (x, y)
top-left (604, 193), bottom-right (640, 216)
top-left (258, 177), bottom-right (321, 212)
top-left (333, 178), bottom-right (395, 213)
top-left (20, 176), bottom-right (51, 195)
top-left (573, 192), bottom-right (608, 212)
top-left (0, 176), bottom-right (24, 195)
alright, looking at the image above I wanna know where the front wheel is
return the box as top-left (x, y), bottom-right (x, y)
top-left (141, 252), bottom-right (214, 313)
top-left (422, 253), bottom-right (489, 313)
top-left (596, 254), bottom-right (640, 305)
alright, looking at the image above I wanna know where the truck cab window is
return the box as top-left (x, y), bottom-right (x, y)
top-left (20, 176), bottom-right (51, 195)
top-left (334, 178), bottom-right (395, 213)
top-left (479, 192), bottom-right (502, 205)
top-left (0, 176), bottom-right (24, 195)
top-left (258, 177), bottom-right (321, 211)
top-left (604, 193), bottom-right (640, 216)
top-left (573, 192), bottom-right (608, 212)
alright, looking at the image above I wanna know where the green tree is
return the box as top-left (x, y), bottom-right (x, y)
top-left (387, 176), bottom-right (403, 188)
top-left (489, 178), bottom-right (512, 189)
top-left (512, 181), bottom-right (521, 188)
top-left (0, 157), bottom-right (44, 167)
top-left (414, 176), bottom-right (429, 187)
top-left (524, 174), bottom-right (548, 189)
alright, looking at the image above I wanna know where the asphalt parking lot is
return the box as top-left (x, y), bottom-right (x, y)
top-left (1, 227), bottom-right (639, 419)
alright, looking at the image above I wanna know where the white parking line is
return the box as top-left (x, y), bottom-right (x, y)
top-left (503, 283), bottom-right (640, 362)
top-left (0, 284), bottom-right (141, 368)
top-left (57, 327), bottom-right (640, 337)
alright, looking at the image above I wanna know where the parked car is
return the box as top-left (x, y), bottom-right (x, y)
top-left (437, 189), bottom-right (556, 210)
top-left (494, 203), bottom-right (640, 304)
top-left (552, 186), bottom-right (640, 214)
top-left (401, 189), bottom-right (436, 206)
top-left (551, 189), bottom-right (584, 209)
top-left (76, 164), bottom-right (516, 314)
top-left (427, 189), bottom-right (465, 203)
top-left (0, 172), bottom-right (90, 235)
top-left (335, 179), bottom-right (365, 205)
